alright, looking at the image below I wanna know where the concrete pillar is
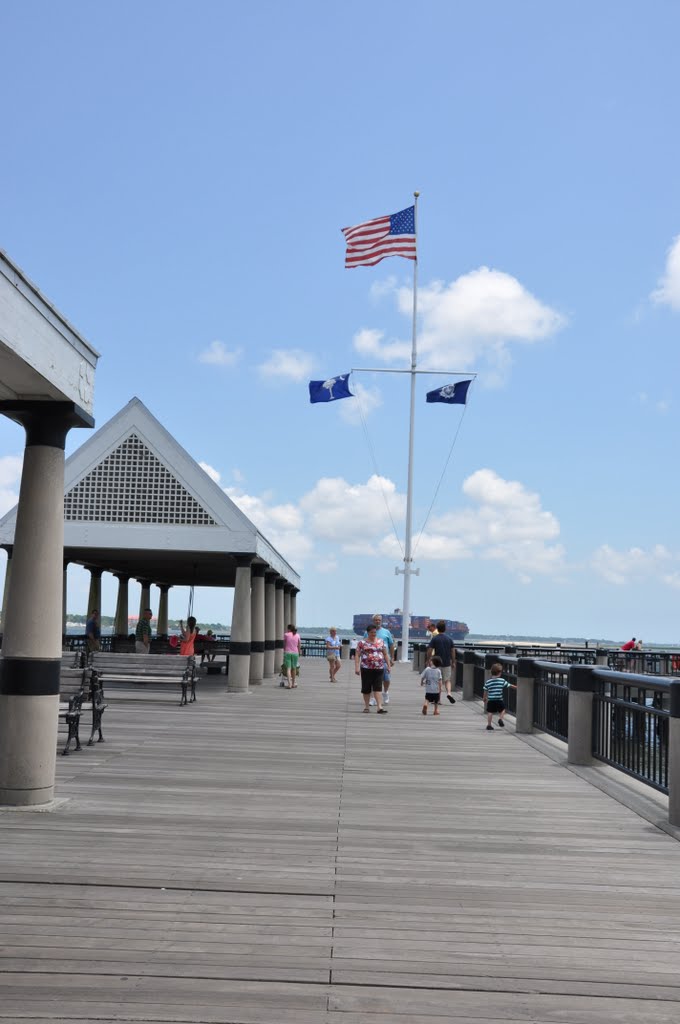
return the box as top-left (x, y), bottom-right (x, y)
top-left (86, 566), bottom-right (103, 620)
top-left (275, 578), bottom-right (285, 670)
top-left (515, 658), bottom-right (536, 734)
top-left (138, 580), bottom-right (151, 621)
top-left (1, 545), bottom-right (13, 632)
top-left (113, 574), bottom-right (130, 636)
top-left (462, 650), bottom-right (477, 701)
top-left (668, 682), bottom-right (680, 827)
top-left (227, 555), bottom-right (253, 692)
top-left (0, 403), bottom-right (90, 806)
top-left (595, 648), bottom-right (608, 667)
top-left (62, 559), bottom-right (69, 636)
top-left (290, 587), bottom-right (298, 628)
top-left (264, 570), bottom-right (277, 678)
top-left (283, 584), bottom-right (292, 630)
top-left (157, 584), bottom-right (170, 637)
top-left (249, 564), bottom-right (265, 686)
top-left (567, 665), bottom-right (596, 766)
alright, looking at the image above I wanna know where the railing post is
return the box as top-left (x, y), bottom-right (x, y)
top-left (516, 658), bottom-right (536, 733)
top-left (668, 682), bottom-right (680, 827)
top-left (462, 649), bottom-right (476, 701)
top-left (567, 665), bottom-right (596, 765)
top-left (595, 647), bottom-right (608, 667)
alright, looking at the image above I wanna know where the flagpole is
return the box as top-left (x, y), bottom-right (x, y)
top-left (399, 191), bottom-right (420, 661)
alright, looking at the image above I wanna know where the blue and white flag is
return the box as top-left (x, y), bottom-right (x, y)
top-left (426, 380), bottom-right (472, 405)
top-left (309, 373), bottom-right (353, 404)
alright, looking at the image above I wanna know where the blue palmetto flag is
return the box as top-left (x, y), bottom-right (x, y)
top-left (426, 379), bottom-right (472, 405)
top-left (309, 373), bottom-right (354, 404)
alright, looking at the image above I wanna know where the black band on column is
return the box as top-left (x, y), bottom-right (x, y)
top-left (250, 641), bottom-right (265, 653)
top-left (265, 640), bottom-right (275, 651)
top-left (0, 658), bottom-right (61, 696)
top-left (229, 641), bottom-right (251, 656)
top-left (275, 640), bottom-right (283, 650)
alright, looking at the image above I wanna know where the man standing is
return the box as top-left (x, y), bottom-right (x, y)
top-left (427, 620), bottom-right (456, 704)
top-left (85, 608), bottom-right (101, 653)
top-left (135, 607), bottom-right (153, 654)
top-left (365, 613), bottom-right (395, 704)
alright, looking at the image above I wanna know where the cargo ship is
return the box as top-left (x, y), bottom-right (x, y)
top-left (352, 613), bottom-right (469, 641)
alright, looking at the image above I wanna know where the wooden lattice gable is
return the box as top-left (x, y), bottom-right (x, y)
top-left (64, 431), bottom-right (218, 526)
top-left (61, 397), bottom-right (257, 533)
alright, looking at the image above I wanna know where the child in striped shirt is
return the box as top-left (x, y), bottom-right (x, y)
top-left (483, 663), bottom-right (517, 731)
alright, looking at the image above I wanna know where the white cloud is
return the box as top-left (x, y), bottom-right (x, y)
top-left (651, 235), bottom-right (680, 311)
top-left (224, 487), bottom-right (313, 564)
top-left (356, 268), bottom-right (565, 379)
top-left (592, 543), bottom-right (673, 585)
top-left (0, 455), bottom-right (22, 516)
top-left (199, 461), bottom-right (221, 484)
top-left (198, 340), bottom-right (242, 366)
top-left (257, 348), bottom-right (317, 382)
top-left (213, 464), bottom-right (562, 583)
top-left (352, 327), bottom-right (409, 364)
top-left (339, 381), bottom-right (383, 426)
top-left (300, 475), bottom-right (405, 552)
top-left (410, 468), bottom-right (565, 580)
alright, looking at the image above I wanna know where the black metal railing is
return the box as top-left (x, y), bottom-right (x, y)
top-left (532, 660), bottom-right (569, 741)
top-left (592, 671), bottom-right (670, 792)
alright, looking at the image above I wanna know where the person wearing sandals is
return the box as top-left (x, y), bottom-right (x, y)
top-left (325, 627), bottom-right (342, 682)
top-left (283, 624), bottom-right (301, 688)
top-left (355, 622), bottom-right (391, 713)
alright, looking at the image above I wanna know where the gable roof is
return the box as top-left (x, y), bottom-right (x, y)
top-left (0, 397), bottom-right (299, 588)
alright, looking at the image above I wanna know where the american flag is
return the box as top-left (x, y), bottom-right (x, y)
top-left (342, 206), bottom-right (416, 268)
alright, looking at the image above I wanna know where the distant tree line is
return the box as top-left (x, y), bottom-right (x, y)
top-left (67, 614), bottom-right (230, 631)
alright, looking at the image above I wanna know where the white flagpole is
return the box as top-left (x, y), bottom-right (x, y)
top-left (398, 191), bottom-right (420, 661)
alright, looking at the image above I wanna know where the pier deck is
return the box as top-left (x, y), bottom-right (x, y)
top-left (1, 661), bottom-right (680, 1022)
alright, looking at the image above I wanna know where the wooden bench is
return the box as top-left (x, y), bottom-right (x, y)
top-left (58, 659), bottom-right (107, 756)
top-left (90, 652), bottom-right (197, 706)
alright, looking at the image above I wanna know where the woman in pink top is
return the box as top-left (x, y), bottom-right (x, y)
top-left (283, 624), bottom-right (301, 688)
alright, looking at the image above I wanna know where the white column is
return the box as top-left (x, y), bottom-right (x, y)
top-left (290, 587), bottom-right (298, 628)
top-left (227, 555), bottom-right (252, 692)
top-left (1, 546), bottom-right (13, 632)
top-left (249, 564), bottom-right (265, 686)
top-left (114, 574), bottom-right (130, 636)
top-left (86, 566), bottom-right (103, 620)
top-left (62, 559), bottom-right (69, 636)
top-left (283, 584), bottom-right (292, 631)
top-left (138, 579), bottom-right (151, 621)
top-left (157, 584), bottom-right (170, 637)
top-left (0, 404), bottom-right (88, 806)
top-left (275, 579), bottom-right (285, 672)
top-left (264, 571), bottom-right (277, 678)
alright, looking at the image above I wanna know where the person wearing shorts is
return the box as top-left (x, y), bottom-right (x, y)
top-left (325, 627), bottom-right (342, 682)
top-left (483, 663), bottom-right (517, 730)
top-left (420, 655), bottom-right (442, 716)
top-left (355, 623), bottom-right (391, 714)
top-left (283, 624), bottom-right (301, 688)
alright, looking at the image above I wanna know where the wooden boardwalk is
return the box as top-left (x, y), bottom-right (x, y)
top-left (1, 660), bottom-right (680, 1023)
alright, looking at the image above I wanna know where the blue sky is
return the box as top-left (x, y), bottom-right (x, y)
top-left (1, 0), bottom-right (680, 641)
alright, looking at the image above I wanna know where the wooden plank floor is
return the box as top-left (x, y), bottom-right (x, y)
top-left (1, 660), bottom-right (680, 1023)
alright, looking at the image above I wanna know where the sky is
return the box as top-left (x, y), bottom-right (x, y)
top-left (1, 0), bottom-right (680, 642)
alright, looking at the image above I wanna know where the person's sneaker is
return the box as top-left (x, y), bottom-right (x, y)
top-left (377, 707), bottom-right (388, 714)
top-left (486, 724), bottom-right (494, 731)
top-left (498, 719), bottom-right (505, 727)
top-left (447, 694), bottom-right (456, 704)
top-left (383, 692), bottom-right (390, 704)
top-left (369, 697), bottom-right (377, 706)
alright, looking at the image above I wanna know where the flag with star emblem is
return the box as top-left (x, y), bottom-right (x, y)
top-left (309, 373), bottom-right (354, 403)
top-left (426, 380), bottom-right (472, 405)
top-left (342, 206), bottom-right (416, 268)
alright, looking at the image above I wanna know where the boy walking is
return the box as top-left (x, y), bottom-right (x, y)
top-left (421, 655), bottom-right (443, 716)
top-left (483, 663), bottom-right (516, 730)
